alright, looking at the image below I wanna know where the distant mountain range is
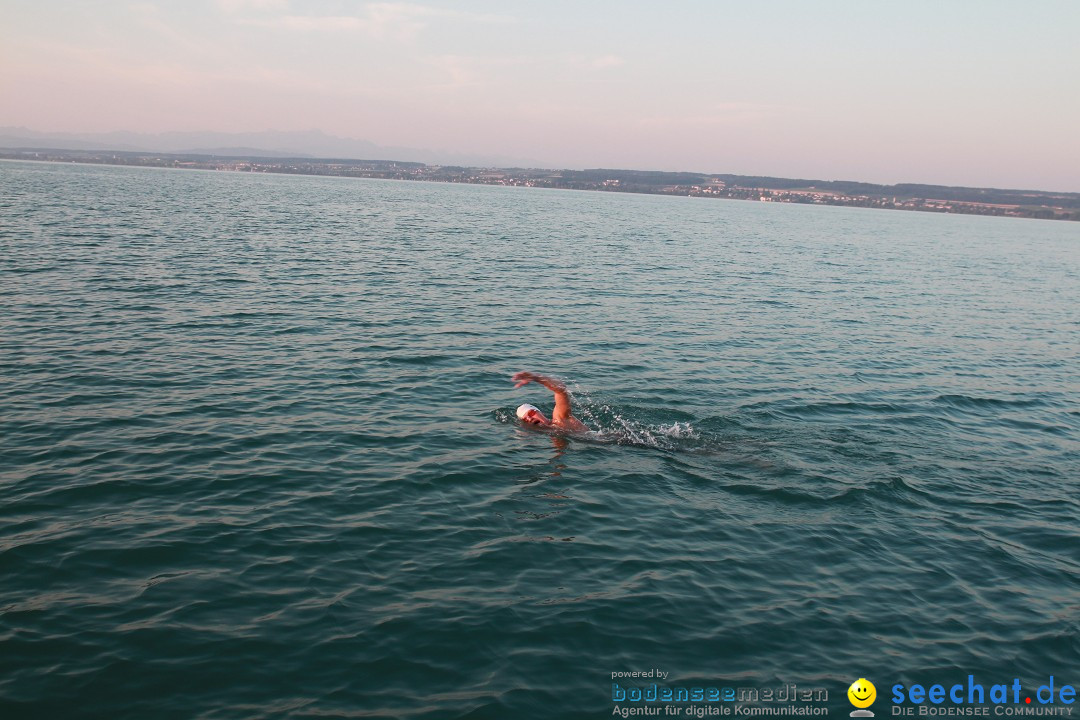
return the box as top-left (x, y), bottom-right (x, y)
top-left (0, 127), bottom-right (544, 168)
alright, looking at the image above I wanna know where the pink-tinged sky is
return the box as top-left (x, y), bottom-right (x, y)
top-left (2, 0), bottom-right (1079, 190)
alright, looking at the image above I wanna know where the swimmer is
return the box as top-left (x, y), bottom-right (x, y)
top-left (513, 372), bottom-right (590, 433)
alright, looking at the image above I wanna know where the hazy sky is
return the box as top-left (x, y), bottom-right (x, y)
top-left (3, 0), bottom-right (1080, 190)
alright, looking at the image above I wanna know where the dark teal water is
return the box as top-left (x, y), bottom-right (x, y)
top-left (1, 160), bottom-right (1078, 719)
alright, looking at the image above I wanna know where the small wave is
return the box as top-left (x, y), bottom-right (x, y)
top-left (934, 393), bottom-right (1043, 409)
top-left (382, 353), bottom-right (456, 366)
top-left (720, 474), bottom-right (928, 507)
top-left (774, 400), bottom-right (911, 418)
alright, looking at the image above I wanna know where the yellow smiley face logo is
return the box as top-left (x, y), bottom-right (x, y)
top-left (848, 678), bottom-right (876, 708)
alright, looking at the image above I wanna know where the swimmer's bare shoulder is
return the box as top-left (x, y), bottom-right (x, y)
top-left (554, 415), bottom-right (589, 433)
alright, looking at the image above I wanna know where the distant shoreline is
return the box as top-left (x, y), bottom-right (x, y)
top-left (3, 148), bottom-right (1078, 222)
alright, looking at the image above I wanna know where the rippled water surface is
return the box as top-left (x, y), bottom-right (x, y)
top-left (2, 160), bottom-right (1079, 719)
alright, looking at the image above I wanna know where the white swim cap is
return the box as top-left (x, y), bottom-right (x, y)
top-left (516, 403), bottom-right (539, 420)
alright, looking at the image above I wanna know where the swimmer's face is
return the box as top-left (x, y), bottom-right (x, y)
top-left (521, 408), bottom-right (549, 426)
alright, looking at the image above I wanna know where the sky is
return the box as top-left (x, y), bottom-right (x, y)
top-left (2, 0), bottom-right (1080, 190)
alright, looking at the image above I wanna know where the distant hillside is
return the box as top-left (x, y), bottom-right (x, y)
top-left (570, 168), bottom-right (1080, 210)
top-left (3, 147), bottom-right (1076, 220)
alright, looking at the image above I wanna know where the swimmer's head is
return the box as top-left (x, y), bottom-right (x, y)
top-left (516, 404), bottom-right (547, 426)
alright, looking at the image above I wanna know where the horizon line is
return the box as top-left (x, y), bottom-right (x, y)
top-left (3, 143), bottom-right (1079, 197)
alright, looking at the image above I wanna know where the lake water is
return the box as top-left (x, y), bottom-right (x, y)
top-left (1, 159), bottom-right (1078, 719)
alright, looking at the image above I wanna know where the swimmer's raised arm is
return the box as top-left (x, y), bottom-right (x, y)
top-left (512, 372), bottom-right (577, 426)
